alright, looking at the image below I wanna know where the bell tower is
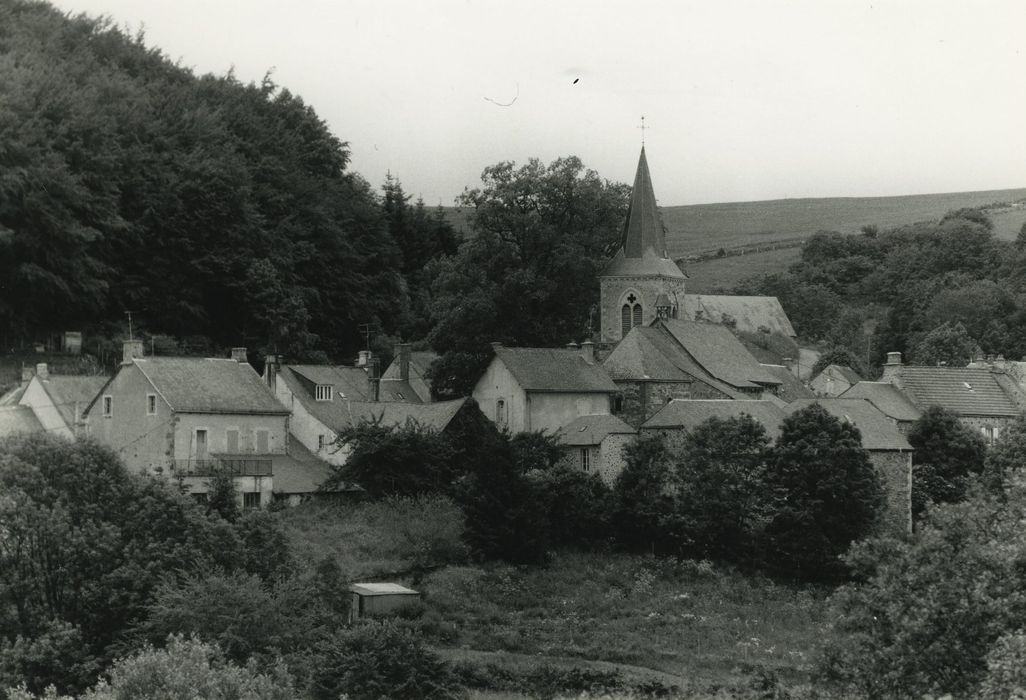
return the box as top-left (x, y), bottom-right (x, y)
top-left (599, 146), bottom-right (686, 343)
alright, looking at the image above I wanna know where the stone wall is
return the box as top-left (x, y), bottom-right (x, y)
top-left (615, 379), bottom-right (732, 428)
top-left (956, 415), bottom-right (1017, 445)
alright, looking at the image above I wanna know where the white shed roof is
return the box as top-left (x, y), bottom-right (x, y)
top-left (350, 582), bottom-right (419, 597)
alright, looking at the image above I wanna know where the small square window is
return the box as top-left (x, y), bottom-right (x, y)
top-left (102, 395), bottom-right (113, 418)
top-left (146, 394), bottom-right (157, 415)
top-left (243, 492), bottom-right (261, 509)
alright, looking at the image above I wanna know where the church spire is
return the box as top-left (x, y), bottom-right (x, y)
top-left (622, 146), bottom-right (667, 259)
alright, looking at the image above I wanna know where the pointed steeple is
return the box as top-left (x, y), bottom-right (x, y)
top-left (622, 146), bottom-right (666, 259)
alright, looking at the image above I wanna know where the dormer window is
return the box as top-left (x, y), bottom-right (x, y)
top-left (315, 385), bottom-right (333, 401)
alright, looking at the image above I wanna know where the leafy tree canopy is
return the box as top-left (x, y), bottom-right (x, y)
top-left (907, 406), bottom-right (987, 517)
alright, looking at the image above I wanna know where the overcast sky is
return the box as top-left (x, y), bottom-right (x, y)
top-left (50, 0), bottom-right (1026, 206)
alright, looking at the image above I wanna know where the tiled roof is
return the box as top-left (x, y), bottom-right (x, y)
top-left (271, 440), bottom-right (350, 494)
top-left (603, 249), bottom-right (687, 278)
top-left (132, 358), bottom-right (287, 415)
top-left (760, 364), bottom-right (815, 402)
top-left (602, 327), bottom-right (748, 399)
top-left (840, 382), bottom-right (923, 422)
top-left (785, 399), bottom-right (912, 451)
top-left (658, 319), bottom-right (782, 389)
top-left (379, 379), bottom-right (424, 403)
top-left (558, 414), bottom-right (636, 446)
top-left (817, 364), bottom-right (862, 385)
top-left (493, 347), bottom-right (618, 394)
top-left (38, 376), bottom-right (108, 427)
top-left (0, 406), bottom-right (44, 436)
top-left (382, 351), bottom-right (438, 403)
top-left (898, 367), bottom-right (1021, 417)
top-left (287, 365), bottom-right (372, 401)
top-left (682, 295), bottom-right (797, 337)
top-left (642, 399), bottom-right (787, 434)
top-left (298, 394), bottom-right (470, 434)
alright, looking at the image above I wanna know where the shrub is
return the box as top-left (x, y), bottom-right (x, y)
top-left (530, 466), bottom-right (612, 547)
top-left (907, 406), bottom-right (987, 517)
top-left (308, 620), bottom-right (462, 700)
top-left (612, 433), bottom-right (680, 554)
top-left (979, 631), bottom-right (1026, 700)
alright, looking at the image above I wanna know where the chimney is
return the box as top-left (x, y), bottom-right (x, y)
top-left (265, 354), bottom-right (280, 390)
top-left (399, 343), bottom-right (411, 382)
top-left (35, 363), bottom-right (49, 381)
top-left (369, 358), bottom-right (380, 402)
top-left (580, 340), bottom-right (595, 365)
top-left (357, 350), bottom-right (369, 367)
top-left (566, 340), bottom-right (580, 350)
top-left (122, 339), bottom-right (144, 365)
top-left (20, 366), bottom-right (34, 386)
top-left (230, 347), bottom-right (248, 363)
top-left (882, 351), bottom-right (903, 383)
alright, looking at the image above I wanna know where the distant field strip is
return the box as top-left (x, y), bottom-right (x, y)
top-left (684, 247), bottom-right (803, 294)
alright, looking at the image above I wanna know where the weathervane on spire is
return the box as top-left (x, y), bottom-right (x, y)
top-left (638, 115), bottom-right (648, 146)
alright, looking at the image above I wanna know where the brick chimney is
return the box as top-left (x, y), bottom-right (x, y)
top-left (882, 351), bottom-right (903, 383)
top-left (230, 347), bottom-right (248, 363)
top-left (264, 354), bottom-right (280, 390)
top-left (580, 340), bottom-right (595, 365)
top-left (122, 339), bottom-right (144, 365)
top-left (35, 363), bottom-right (49, 381)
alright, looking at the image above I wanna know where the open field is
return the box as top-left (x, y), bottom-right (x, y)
top-left (683, 247), bottom-right (803, 294)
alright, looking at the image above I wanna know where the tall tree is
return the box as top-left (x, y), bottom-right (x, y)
top-left (907, 406), bottom-right (987, 517)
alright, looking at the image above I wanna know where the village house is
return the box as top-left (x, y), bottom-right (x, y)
top-left (0, 405), bottom-right (43, 437)
top-left (810, 364), bottom-right (862, 398)
top-left (16, 364), bottom-right (108, 439)
top-left (266, 352), bottom-right (478, 467)
top-left (641, 397), bottom-right (912, 534)
top-left (83, 341), bottom-right (320, 507)
top-left (843, 351), bottom-right (1024, 443)
top-left (759, 363), bottom-right (815, 403)
top-left (555, 413), bottom-right (636, 484)
top-left (472, 343), bottom-right (619, 434)
top-left (380, 344), bottom-right (438, 403)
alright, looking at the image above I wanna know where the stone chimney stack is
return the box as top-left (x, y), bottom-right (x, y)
top-left (264, 354), bottom-right (280, 390)
top-left (357, 350), bottom-right (370, 367)
top-left (35, 363), bottom-right (49, 381)
top-left (231, 347), bottom-right (248, 363)
top-left (399, 343), bottom-right (411, 382)
top-left (566, 341), bottom-right (580, 350)
top-left (580, 340), bottom-right (595, 365)
top-left (122, 339), bottom-right (144, 365)
top-left (882, 351), bottom-right (903, 383)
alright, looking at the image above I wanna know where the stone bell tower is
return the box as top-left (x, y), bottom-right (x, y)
top-left (599, 147), bottom-right (686, 344)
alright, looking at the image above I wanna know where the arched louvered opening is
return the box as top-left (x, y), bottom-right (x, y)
top-left (621, 304), bottom-right (632, 338)
top-left (632, 303), bottom-right (643, 328)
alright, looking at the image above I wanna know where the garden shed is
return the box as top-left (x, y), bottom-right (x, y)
top-left (349, 582), bottom-right (421, 621)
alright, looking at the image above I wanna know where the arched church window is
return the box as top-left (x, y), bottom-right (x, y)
top-left (632, 304), bottom-right (643, 328)
top-left (621, 304), bottom-right (631, 338)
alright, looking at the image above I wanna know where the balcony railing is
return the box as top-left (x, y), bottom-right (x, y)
top-left (173, 456), bottom-right (273, 477)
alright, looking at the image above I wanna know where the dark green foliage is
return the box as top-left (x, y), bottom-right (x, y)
top-left (331, 419), bottom-right (457, 498)
top-left (452, 661), bottom-right (646, 699)
top-left (426, 156), bottom-right (629, 387)
top-left (907, 406), bottom-right (987, 517)
top-left (675, 416), bottom-right (771, 563)
top-left (983, 414), bottom-right (1026, 491)
top-left (530, 467), bottom-right (613, 547)
top-left (309, 620), bottom-right (462, 700)
top-left (734, 272), bottom-right (841, 340)
top-left (612, 433), bottom-right (680, 554)
top-left (941, 206), bottom-right (994, 231)
top-left (509, 431), bottom-right (564, 474)
top-left (205, 465), bottom-right (240, 522)
top-left (0, 434), bottom-right (244, 694)
top-left (425, 351), bottom-right (492, 401)
top-left (810, 346), bottom-right (865, 379)
top-left (819, 481), bottom-right (1026, 699)
top-left (234, 509), bottom-right (294, 582)
top-left (763, 404), bottom-right (884, 580)
top-left (908, 321), bottom-right (981, 367)
top-left (0, 2), bottom-right (404, 358)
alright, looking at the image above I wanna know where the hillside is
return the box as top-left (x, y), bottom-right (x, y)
top-left (446, 187), bottom-right (1026, 259)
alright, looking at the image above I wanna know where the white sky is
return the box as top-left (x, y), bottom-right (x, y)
top-left (50, 0), bottom-right (1026, 206)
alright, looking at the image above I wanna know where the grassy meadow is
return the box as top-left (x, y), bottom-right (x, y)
top-left (278, 499), bottom-right (831, 698)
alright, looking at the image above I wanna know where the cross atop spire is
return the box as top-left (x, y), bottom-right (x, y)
top-left (637, 115), bottom-right (647, 146)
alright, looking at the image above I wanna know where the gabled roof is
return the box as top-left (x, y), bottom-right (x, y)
top-left (493, 347), bottom-right (618, 394)
top-left (379, 378), bottom-right (423, 403)
top-left (87, 358), bottom-right (288, 416)
top-left (0, 406), bottom-right (44, 436)
top-left (558, 414), bottom-right (636, 446)
top-left (382, 351), bottom-right (438, 403)
top-left (816, 364), bottom-right (862, 385)
top-left (603, 147), bottom-right (686, 280)
top-left (760, 364), bottom-right (815, 402)
top-left (840, 382), bottom-right (923, 422)
top-left (34, 375), bottom-right (108, 427)
top-left (271, 439), bottom-right (351, 494)
top-left (785, 398), bottom-right (912, 451)
top-left (642, 399), bottom-right (787, 434)
top-left (299, 395), bottom-right (470, 434)
top-left (286, 365), bottom-right (372, 401)
top-left (657, 319), bottom-right (782, 389)
top-left (602, 326), bottom-right (748, 399)
top-left (683, 295), bottom-right (797, 337)
top-left (897, 367), bottom-right (1021, 418)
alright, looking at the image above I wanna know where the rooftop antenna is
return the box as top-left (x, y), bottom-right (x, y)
top-left (358, 322), bottom-right (376, 352)
top-left (125, 311), bottom-right (134, 340)
top-left (637, 115), bottom-right (648, 146)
